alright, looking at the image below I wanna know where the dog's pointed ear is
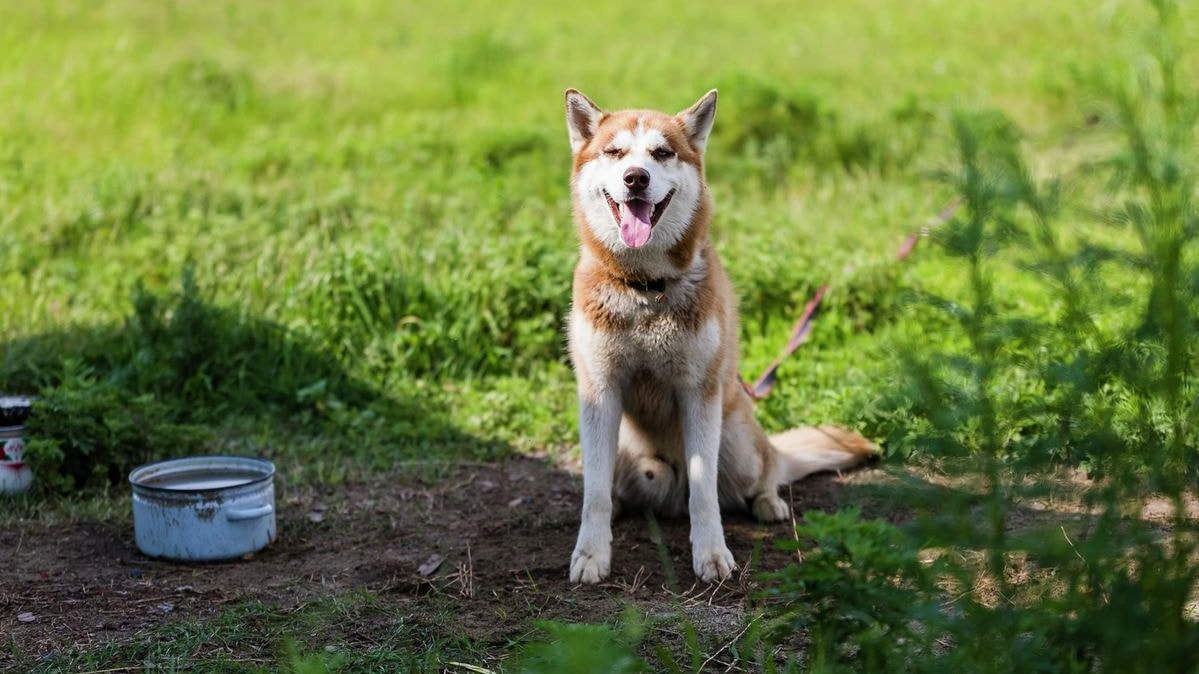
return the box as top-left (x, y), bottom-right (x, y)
top-left (678, 89), bottom-right (718, 153)
top-left (565, 89), bottom-right (603, 154)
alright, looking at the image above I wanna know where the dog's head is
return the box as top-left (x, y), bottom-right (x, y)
top-left (565, 89), bottom-right (717, 254)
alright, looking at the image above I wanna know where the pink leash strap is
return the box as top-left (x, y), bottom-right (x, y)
top-left (743, 200), bottom-right (959, 402)
top-left (746, 284), bottom-right (828, 400)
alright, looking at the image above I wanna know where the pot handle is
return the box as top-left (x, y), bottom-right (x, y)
top-left (226, 504), bottom-right (274, 522)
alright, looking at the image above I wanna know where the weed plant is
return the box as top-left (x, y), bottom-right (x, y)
top-left (749, 3), bottom-right (1199, 671)
top-left (510, 3), bottom-right (1199, 672)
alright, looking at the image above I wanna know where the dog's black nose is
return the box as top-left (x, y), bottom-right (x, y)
top-left (623, 167), bottom-right (650, 192)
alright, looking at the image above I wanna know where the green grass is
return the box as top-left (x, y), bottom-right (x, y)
top-left (22, 593), bottom-right (495, 673)
top-left (4, 0), bottom-right (1199, 671)
top-left (2, 0), bottom-right (1176, 472)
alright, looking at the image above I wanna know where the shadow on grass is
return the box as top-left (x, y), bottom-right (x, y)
top-left (0, 272), bottom-right (503, 494)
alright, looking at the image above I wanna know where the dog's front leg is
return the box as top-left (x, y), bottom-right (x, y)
top-left (570, 384), bottom-right (621, 584)
top-left (682, 387), bottom-right (735, 582)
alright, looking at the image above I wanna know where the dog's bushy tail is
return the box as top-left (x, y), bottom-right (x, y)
top-left (769, 425), bottom-right (876, 484)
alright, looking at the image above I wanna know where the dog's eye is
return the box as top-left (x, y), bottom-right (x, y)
top-left (652, 148), bottom-right (675, 160)
top-left (603, 147), bottom-right (623, 158)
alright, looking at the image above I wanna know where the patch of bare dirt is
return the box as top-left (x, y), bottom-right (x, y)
top-left (1, 457), bottom-right (865, 665)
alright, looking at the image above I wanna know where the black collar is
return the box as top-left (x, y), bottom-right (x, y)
top-left (621, 277), bottom-right (668, 294)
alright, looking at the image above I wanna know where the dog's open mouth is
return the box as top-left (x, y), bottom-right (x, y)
top-left (604, 189), bottom-right (675, 249)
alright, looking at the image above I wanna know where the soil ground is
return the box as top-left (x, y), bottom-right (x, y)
top-left (1, 457), bottom-right (875, 669)
top-left (5, 457), bottom-right (1196, 672)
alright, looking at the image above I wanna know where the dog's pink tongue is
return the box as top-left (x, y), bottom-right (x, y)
top-left (619, 200), bottom-right (654, 248)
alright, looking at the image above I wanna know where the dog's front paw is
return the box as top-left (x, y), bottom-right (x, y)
top-left (752, 493), bottom-right (790, 523)
top-left (570, 546), bottom-right (611, 584)
top-left (692, 544), bottom-right (736, 583)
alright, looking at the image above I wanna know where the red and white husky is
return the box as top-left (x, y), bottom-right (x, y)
top-left (563, 89), bottom-right (876, 584)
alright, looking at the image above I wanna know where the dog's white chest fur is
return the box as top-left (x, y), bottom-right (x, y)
top-left (569, 295), bottom-right (718, 390)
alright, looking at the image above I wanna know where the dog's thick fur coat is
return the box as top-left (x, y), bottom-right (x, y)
top-left (564, 89), bottom-right (875, 584)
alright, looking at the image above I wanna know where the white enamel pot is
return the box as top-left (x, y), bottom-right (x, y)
top-left (129, 456), bottom-right (277, 561)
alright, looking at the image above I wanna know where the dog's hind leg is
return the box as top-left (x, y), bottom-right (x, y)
top-left (717, 395), bottom-right (791, 522)
top-left (613, 426), bottom-right (684, 517)
top-left (749, 428), bottom-right (792, 523)
top-left (752, 425), bottom-right (876, 523)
